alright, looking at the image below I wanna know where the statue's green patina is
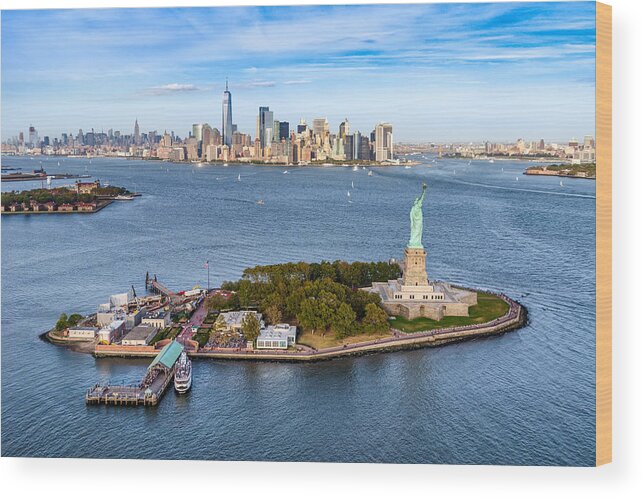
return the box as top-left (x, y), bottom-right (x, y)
top-left (408, 183), bottom-right (427, 249)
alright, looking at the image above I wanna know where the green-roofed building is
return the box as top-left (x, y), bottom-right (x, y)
top-left (149, 340), bottom-right (184, 373)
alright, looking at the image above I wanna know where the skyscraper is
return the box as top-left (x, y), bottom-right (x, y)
top-left (375, 123), bottom-right (393, 162)
top-left (222, 80), bottom-right (233, 147)
top-left (134, 119), bottom-right (140, 145)
top-left (279, 122), bottom-right (290, 141)
top-left (257, 106), bottom-right (274, 151)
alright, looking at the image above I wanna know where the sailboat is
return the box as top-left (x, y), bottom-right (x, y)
top-left (368, 170), bottom-right (373, 176)
top-left (237, 174), bottom-right (241, 181)
top-left (515, 176), bottom-right (519, 181)
top-left (560, 180), bottom-right (564, 187)
top-left (283, 170), bottom-right (289, 174)
top-left (352, 165), bottom-right (359, 171)
top-left (351, 181), bottom-right (354, 189)
top-left (489, 158), bottom-right (495, 163)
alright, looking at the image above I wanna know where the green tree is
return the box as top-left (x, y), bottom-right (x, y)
top-left (264, 304), bottom-right (282, 324)
top-left (362, 303), bottom-right (390, 334)
top-left (55, 313), bottom-right (68, 331)
top-left (67, 313), bottom-right (83, 327)
top-left (242, 313), bottom-right (261, 344)
top-left (331, 303), bottom-right (356, 339)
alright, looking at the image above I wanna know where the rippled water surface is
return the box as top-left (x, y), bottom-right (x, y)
top-left (1, 156), bottom-right (596, 465)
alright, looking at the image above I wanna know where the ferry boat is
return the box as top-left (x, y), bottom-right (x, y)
top-left (174, 351), bottom-right (192, 394)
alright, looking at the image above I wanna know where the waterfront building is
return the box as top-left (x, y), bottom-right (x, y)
top-left (256, 324), bottom-right (297, 350)
top-left (122, 325), bottom-right (157, 346)
top-left (141, 310), bottom-right (171, 329)
top-left (375, 123), bottom-right (393, 162)
top-left (75, 180), bottom-right (100, 195)
top-left (222, 81), bottom-right (233, 147)
top-left (359, 136), bottom-right (371, 161)
top-left (216, 311), bottom-right (264, 333)
top-left (67, 326), bottom-right (99, 340)
top-left (97, 319), bottom-right (126, 344)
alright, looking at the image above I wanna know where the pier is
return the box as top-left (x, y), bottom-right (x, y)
top-left (86, 341), bottom-right (183, 406)
top-left (145, 272), bottom-right (175, 298)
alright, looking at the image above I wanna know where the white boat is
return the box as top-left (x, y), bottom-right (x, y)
top-left (174, 351), bottom-right (192, 394)
top-left (560, 180), bottom-right (564, 187)
top-left (115, 194), bottom-right (135, 200)
top-left (362, 166), bottom-right (366, 170)
top-left (237, 174), bottom-right (241, 181)
top-left (489, 159), bottom-right (495, 163)
top-left (352, 165), bottom-right (359, 171)
top-left (351, 181), bottom-right (354, 189)
top-left (516, 176), bottom-right (519, 181)
top-left (223, 163), bottom-right (229, 167)
top-left (404, 165), bottom-right (411, 169)
top-left (283, 170), bottom-right (289, 174)
top-left (368, 170), bottom-right (373, 176)
top-left (256, 199), bottom-right (265, 205)
top-left (347, 191), bottom-right (351, 197)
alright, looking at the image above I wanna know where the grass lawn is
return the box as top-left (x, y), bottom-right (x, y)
top-left (390, 291), bottom-right (509, 333)
top-left (297, 329), bottom-right (392, 350)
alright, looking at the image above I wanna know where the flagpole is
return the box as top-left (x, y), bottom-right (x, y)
top-left (207, 260), bottom-right (210, 291)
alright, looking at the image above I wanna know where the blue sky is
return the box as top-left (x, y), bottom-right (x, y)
top-left (1, 2), bottom-right (596, 142)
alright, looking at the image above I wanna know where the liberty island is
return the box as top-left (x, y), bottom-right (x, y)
top-left (41, 181), bottom-right (525, 408)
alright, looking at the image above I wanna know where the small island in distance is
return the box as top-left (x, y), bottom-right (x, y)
top-left (1, 179), bottom-right (139, 214)
top-left (524, 162), bottom-right (596, 179)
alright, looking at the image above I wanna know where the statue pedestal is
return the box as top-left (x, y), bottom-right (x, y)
top-left (402, 247), bottom-right (429, 287)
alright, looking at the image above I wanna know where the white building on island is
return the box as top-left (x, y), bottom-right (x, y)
top-left (256, 324), bottom-right (297, 350)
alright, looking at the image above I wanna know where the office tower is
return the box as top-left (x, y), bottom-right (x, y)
top-left (273, 120), bottom-right (280, 142)
top-left (539, 138), bottom-right (545, 150)
top-left (584, 135), bottom-right (595, 148)
top-left (192, 123), bottom-right (204, 142)
top-left (257, 106), bottom-right (273, 150)
top-left (339, 119), bottom-right (350, 139)
top-left (297, 119), bottom-right (307, 134)
top-left (222, 80), bottom-right (233, 147)
top-left (359, 136), bottom-right (371, 161)
top-left (345, 134), bottom-right (354, 160)
top-left (18, 132), bottom-right (24, 146)
top-left (279, 122), bottom-right (290, 141)
top-left (148, 130), bottom-right (157, 145)
top-left (28, 125), bottom-right (38, 147)
top-left (313, 118), bottom-right (328, 137)
top-left (134, 119), bottom-right (140, 145)
top-left (375, 123), bottom-right (393, 162)
top-left (352, 131), bottom-right (361, 159)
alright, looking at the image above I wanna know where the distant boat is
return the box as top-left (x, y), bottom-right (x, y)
top-left (223, 163), bottom-right (229, 167)
top-left (560, 180), bottom-right (564, 187)
top-left (237, 174), bottom-right (241, 181)
top-left (256, 199), bottom-right (265, 205)
top-left (57, 161), bottom-right (60, 166)
top-left (501, 167), bottom-right (504, 172)
top-left (362, 166), bottom-right (366, 170)
top-left (351, 181), bottom-right (354, 189)
top-left (489, 159), bottom-right (495, 163)
top-left (516, 176), bottom-right (519, 181)
top-left (352, 165), bottom-right (359, 171)
top-left (283, 170), bottom-right (289, 174)
top-left (347, 191), bottom-right (351, 197)
top-left (404, 165), bottom-right (411, 169)
top-left (368, 170), bottom-right (373, 176)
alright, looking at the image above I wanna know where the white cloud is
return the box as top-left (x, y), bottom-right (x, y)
top-left (147, 83), bottom-right (199, 95)
top-left (284, 79), bottom-right (311, 85)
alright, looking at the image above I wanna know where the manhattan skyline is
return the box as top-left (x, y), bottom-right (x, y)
top-left (1, 2), bottom-right (596, 142)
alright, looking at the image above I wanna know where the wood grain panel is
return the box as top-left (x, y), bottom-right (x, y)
top-left (596, 1), bottom-right (612, 467)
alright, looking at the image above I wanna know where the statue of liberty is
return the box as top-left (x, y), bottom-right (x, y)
top-left (408, 183), bottom-right (427, 249)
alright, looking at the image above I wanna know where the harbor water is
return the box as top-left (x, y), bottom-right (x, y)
top-left (1, 156), bottom-right (596, 465)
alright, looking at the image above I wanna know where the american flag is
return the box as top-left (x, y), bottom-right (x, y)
top-left (204, 261), bottom-right (209, 269)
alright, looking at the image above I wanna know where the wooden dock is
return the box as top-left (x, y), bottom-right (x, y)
top-left (86, 340), bottom-right (183, 407)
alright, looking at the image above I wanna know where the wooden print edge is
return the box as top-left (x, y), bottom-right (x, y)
top-left (595, 1), bottom-right (612, 467)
